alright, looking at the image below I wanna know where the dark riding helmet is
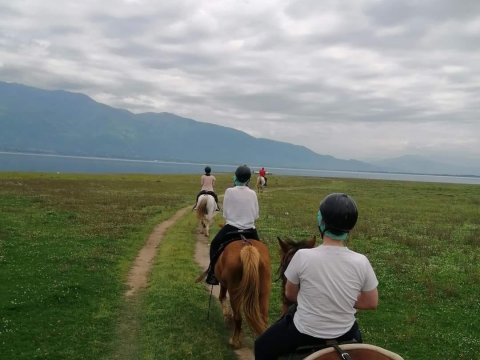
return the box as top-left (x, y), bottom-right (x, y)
top-left (235, 165), bottom-right (251, 183)
top-left (319, 193), bottom-right (358, 233)
top-left (204, 166), bottom-right (211, 174)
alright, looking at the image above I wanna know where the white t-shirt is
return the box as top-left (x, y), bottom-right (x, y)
top-left (285, 245), bottom-right (378, 338)
top-left (222, 186), bottom-right (259, 229)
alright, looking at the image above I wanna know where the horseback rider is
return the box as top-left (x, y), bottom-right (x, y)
top-left (204, 165), bottom-right (260, 285)
top-left (254, 193), bottom-right (379, 360)
top-left (194, 166), bottom-right (220, 211)
top-left (259, 166), bottom-right (268, 186)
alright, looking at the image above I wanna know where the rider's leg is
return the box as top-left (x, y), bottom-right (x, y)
top-left (254, 316), bottom-right (303, 360)
top-left (249, 228), bottom-right (260, 240)
top-left (193, 191), bottom-right (201, 210)
top-left (213, 193), bottom-right (220, 210)
top-left (255, 313), bottom-right (336, 360)
top-left (335, 321), bottom-right (362, 343)
top-left (193, 190), bottom-right (207, 210)
top-left (207, 191), bottom-right (220, 210)
top-left (206, 225), bottom-right (236, 285)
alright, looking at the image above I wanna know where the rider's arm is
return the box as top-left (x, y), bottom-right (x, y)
top-left (285, 280), bottom-right (299, 303)
top-left (354, 288), bottom-right (378, 309)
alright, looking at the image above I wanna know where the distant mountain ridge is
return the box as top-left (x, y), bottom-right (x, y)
top-left (1, 81), bottom-right (478, 176)
top-left (0, 81), bottom-right (380, 172)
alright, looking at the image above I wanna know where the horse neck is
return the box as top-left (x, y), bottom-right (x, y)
top-left (277, 247), bottom-right (299, 282)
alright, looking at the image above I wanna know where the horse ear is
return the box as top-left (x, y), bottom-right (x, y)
top-left (277, 237), bottom-right (290, 253)
top-left (306, 236), bottom-right (316, 248)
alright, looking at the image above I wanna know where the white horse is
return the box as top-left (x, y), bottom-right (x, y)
top-left (256, 176), bottom-right (266, 193)
top-left (195, 194), bottom-right (217, 237)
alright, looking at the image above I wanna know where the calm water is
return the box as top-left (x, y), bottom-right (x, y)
top-left (1, 151), bottom-right (479, 185)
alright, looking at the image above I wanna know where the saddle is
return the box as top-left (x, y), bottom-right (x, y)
top-left (278, 340), bottom-right (358, 360)
top-left (212, 229), bottom-right (260, 263)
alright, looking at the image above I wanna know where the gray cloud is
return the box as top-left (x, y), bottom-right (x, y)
top-left (0, 0), bottom-right (479, 162)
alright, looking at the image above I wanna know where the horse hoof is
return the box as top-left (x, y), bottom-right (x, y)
top-left (229, 337), bottom-right (241, 349)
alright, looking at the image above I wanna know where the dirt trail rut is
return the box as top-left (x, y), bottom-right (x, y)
top-left (117, 204), bottom-right (254, 359)
top-left (125, 206), bottom-right (191, 297)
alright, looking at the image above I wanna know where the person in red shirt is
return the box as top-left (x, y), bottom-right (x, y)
top-left (259, 167), bottom-right (267, 186)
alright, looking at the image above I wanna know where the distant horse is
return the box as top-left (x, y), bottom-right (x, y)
top-left (277, 238), bottom-right (404, 360)
top-left (215, 237), bottom-right (271, 348)
top-left (277, 236), bottom-right (316, 316)
top-left (196, 194), bottom-right (216, 237)
top-left (256, 176), bottom-right (266, 193)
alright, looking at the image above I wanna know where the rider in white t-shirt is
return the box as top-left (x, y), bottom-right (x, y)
top-left (255, 193), bottom-right (379, 360)
top-left (204, 165), bottom-right (260, 285)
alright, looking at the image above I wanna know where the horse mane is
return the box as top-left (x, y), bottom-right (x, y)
top-left (277, 236), bottom-right (316, 315)
top-left (277, 236), bottom-right (316, 280)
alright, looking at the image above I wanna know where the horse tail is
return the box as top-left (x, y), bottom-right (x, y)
top-left (236, 245), bottom-right (267, 335)
top-left (196, 197), bottom-right (208, 219)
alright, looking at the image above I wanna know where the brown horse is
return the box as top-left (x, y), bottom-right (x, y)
top-left (303, 343), bottom-right (404, 360)
top-left (277, 236), bottom-right (316, 316)
top-left (215, 238), bottom-right (271, 348)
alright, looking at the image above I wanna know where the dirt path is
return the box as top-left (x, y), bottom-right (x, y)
top-left (113, 206), bottom-right (190, 360)
top-left (125, 206), bottom-right (191, 297)
top-left (114, 204), bottom-right (253, 359)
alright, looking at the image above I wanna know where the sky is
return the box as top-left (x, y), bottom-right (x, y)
top-left (1, 0), bottom-right (479, 165)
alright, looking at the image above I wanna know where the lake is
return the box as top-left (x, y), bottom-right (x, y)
top-left (1, 151), bottom-right (479, 185)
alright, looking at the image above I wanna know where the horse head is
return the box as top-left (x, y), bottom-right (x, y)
top-left (277, 236), bottom-right (316, 316)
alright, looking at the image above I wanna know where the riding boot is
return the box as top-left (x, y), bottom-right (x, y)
top-left (205, 266), bottom-right (219, 285)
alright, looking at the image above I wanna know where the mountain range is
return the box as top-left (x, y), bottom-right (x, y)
top-left (0, 81), bottom-right (478, 176)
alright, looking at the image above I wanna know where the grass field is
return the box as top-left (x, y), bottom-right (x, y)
top-left (0, 172), bottom-right (479, 359)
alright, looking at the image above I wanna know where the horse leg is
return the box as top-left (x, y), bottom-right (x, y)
top-left (228, 293), bottom-right (243, 349)
top-left (204, 219), bottom-right (209, 237)
top-left (259, 288), bottom-right (270, 333)
top-left (218, 285), bottom-right (232, 320)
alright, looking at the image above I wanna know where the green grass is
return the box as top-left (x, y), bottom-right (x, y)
top-left (256, 177), bottom-right (480, 359)
top-left (0, 173), bottom-right (197, 359)
top-left (138, 213), bottom-right (236, 360)
top-left (1, 172), bottom-right (479, 359)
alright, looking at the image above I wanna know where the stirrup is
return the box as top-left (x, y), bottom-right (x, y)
top-left (206, 272), bottom-right (219, 285)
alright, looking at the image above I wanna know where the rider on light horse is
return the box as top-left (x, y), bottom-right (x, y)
top-left (259, 166), bottom-right (267, 186)
top-left (194, 166), bottom-right (220, 211)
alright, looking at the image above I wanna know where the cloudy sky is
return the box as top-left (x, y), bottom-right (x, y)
top-left (1, 0), bottom-right (479, 164)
